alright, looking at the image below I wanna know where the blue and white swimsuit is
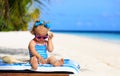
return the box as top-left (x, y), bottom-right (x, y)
top-left (29, 42), bottom-right (48, 59)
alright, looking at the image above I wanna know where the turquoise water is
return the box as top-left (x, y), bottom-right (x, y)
top-left (54, 31), bottom-right (120, 43)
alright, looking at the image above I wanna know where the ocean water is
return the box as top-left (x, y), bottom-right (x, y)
top-left (54, 31), bottom-right (120, 44)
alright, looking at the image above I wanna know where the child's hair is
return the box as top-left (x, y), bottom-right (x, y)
top-left (30, 20), bottom-right (50, 35)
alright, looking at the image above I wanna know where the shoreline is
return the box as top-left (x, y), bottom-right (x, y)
top-left (51, 30), bottom-right (120, 34)
top-left (54, 32), bottom-right (120, 44)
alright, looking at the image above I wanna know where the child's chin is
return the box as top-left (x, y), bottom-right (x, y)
top-left (38, 39), bottom-right (45, 42)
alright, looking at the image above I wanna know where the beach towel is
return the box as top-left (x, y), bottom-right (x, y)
top-left (0, 59), bottom-right (80, 75)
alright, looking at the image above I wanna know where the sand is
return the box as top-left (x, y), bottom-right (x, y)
top-left (0, 31), bottom-right (120, 76)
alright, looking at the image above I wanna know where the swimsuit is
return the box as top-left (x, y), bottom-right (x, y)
top-left (29, 42), bottom-right (48, 59)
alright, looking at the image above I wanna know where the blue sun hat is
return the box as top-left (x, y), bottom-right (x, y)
top-left (35, 20), bottom-right (51, 29)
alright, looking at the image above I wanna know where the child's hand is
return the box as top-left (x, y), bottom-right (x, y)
top-left (48, 32), bottom-right (53, 40)
top-left (41, 58), bottom-right (46, 64)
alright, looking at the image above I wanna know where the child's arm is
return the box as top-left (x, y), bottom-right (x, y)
top-left (29, 40), bottom-right (46, 64)
top-left (47, 32), bottom-right (54, 52)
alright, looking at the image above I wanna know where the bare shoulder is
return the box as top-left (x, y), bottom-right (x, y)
top-left (28, 39), bottom-right (36, 47)
top-left (29, 39), bottom-right (35, 44)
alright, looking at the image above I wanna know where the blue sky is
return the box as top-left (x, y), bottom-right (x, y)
top-left (32, 0), bottom-right (120, 31)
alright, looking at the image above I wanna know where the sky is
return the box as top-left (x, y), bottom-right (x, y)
top-left (32, 0), bottom-right (120, 31)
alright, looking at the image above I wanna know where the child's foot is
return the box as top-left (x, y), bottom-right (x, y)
top-left (54, 58), bottom-right (64, 67)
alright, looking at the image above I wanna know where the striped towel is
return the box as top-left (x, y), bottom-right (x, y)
top-left (0, 59), bottom-right (80, 75)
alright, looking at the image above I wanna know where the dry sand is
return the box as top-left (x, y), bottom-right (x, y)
top-left (0, 31), bottom-right (120, 76)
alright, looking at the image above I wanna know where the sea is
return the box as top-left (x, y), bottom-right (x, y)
top-left (53, 31), bottom-right (120, 44)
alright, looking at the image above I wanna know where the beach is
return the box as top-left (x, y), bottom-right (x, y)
top-left (0, 31), bottom-right (120, 76)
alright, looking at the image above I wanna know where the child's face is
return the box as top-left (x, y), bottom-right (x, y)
top-left (35, 26), bottom-right (48, 41)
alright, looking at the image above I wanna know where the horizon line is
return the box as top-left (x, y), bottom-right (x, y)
top-left (51, 30), bottom-right (120, 34)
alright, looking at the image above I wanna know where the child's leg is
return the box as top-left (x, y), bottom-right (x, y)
top-left (30, 56), bottom-right (38, 70)
top-left (47, 56), bottom-right (64, 66)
